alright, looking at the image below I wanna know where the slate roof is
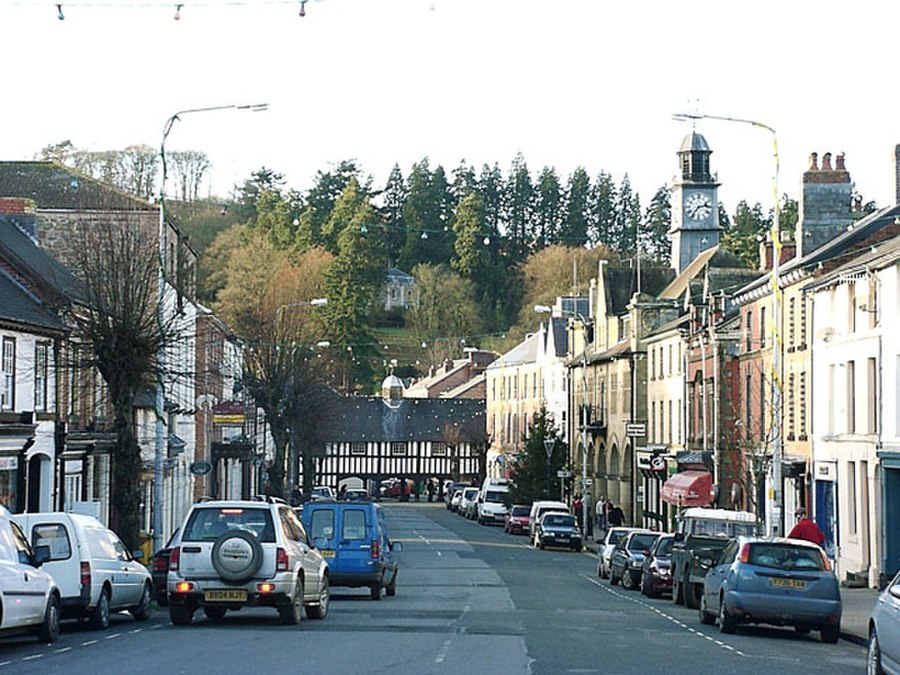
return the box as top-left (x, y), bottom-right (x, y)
top-left (605, 266), bottom-right (676, 315)
top-left (0, 270), bottom-right (67, 333)
top-left (0, 217), bottom-right (85, 303)
top-left (0, 162), bottom-right (155, 212)
top-left (317, 390), bottom-right (487, 443)
top-left (548, 317), bottom-right (569, 358)
top-left (486, 331), bottom-right (540, 369)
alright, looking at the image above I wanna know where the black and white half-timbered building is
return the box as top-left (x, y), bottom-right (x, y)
top-left (312, 374), bottom-right (488, 497)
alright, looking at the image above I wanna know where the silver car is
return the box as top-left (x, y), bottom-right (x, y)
top-left (869, 569), bottom-right (900, 674)
top-left (596, 527), bottom-right (640, 579)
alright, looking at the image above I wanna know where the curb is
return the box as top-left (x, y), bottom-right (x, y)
top-left (841, 630), bottom-right (867, 647)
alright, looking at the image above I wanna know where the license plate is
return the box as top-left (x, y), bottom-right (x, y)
top-left (205, 589), bottom-right (247, 602)
top-left (321, 549), bottom-right (335, 558)
top-left (770, 578), bottom-right (805, 589)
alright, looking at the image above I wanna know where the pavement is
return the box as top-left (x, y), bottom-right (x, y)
top-left (582, 535), bottom-right (878, 647)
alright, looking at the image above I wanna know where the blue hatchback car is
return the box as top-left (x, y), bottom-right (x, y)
top-left (301, 500), bottom-right (402, 600)
top-left (698, 537), bottom-right (841, 643)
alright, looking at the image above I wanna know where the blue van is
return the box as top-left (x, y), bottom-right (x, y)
top-left (301, 500), bottom-right (402, 600)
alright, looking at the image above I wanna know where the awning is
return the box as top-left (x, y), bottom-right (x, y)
top-left (661, 470), bottom-right (714, 506)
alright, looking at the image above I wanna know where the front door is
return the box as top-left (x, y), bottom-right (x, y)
top-left (882, 465), bottom-right (900, 582)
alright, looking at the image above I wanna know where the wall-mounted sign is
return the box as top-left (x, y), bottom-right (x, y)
top-left (189, 460), bottom-right (213, 476)
top-left (626, 422), bottom-right (646, 437)
top-left (0, 457), bottom-right (18, 471)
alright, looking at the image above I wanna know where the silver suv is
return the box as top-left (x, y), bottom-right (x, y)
top-left (166, 498), bottom-right (330, 626)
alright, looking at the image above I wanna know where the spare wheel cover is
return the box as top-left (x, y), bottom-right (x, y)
top-left (212, 530), bottom-right (264, 581)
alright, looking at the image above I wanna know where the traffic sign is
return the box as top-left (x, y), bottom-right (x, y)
top-left (557, 470), bottom-right (572, 478)
top-left (581, 478), bottom-right (593, 487)
top-left (626, 422), bottom-right (646, 437)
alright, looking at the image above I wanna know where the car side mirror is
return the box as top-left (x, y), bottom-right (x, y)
top-left (33, 544), bottom-right (51, 567)
top-left (390, 541), bottom-right (403, 553)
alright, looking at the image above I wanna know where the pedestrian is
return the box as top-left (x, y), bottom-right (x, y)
top-left (607, 502), bottom-right (624, 527)
top-left (788, 507), bottom-right (825, 546)
top-left (595, 496), bottom-right (608, 533)
top-left (573, 494), bottom-right (583, 527)
top-left (426, 480), bottom-right (435, 502)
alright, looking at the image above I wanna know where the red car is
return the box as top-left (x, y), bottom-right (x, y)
top-left (504, 504), bottom-right (531, 535)
top-left (640, 534), bottom-right (675, 598)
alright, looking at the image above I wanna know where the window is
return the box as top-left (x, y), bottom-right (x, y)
top-left (759, 307), bottom-right (767, 348)
top-left (799, 297), bottom-right (808, 346)
top-left (390, 442), bottom-right (407, 456)
top-left (847, 360), bottom-right (856, 433)
top-left (745, 311), bottom-right (753, 352)
top-left (1, 337), bottom-right (14, 410)
top-left (867, 357), bottom-right (877, 434)
top-left (847, 461), bottom-right (857, 535)
top-left (828, 365), bottom-right (836, 435)
top-left (759, 375), bottom-right (766, 441)
top-left (34, 343), bottom-right (48, 411)
top-left (787, 373), bottom-right (795, 440)
top-left (745, 374), bottom-right (753, 440)
top-left (868, 277), bottom-right (878, 329)
top-left (350, 442), bottom-right (366, 456)
top-left (788, 298), bottom-right (796, 348)
top-left (668, 400), bottom-right (673, 444)
top-left (799, 372), bottom-right (808, 438)
top-left (651, 402), bottom-right (656, 442)
top-left (31, 523), bottom-right (72, 561)
top-left (668, 345), bottom-right (673, 376)
top-left (649, 349), bottom-right (655, 381)
top-left (848, 284), bottom-right (857, 333)
top-left (431, 442), bottom-right (447, 457)
top-left (342, 509), bottom-right (367, 541)
top-left (309, 509), bottom-right (335, 540)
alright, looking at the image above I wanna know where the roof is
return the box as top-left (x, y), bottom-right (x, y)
top-left (487, 331), bottom-right (540, 369)
top-left (0, 217), bottom-right (85, 303)
top-left (317, 390), bottom-right (486, 443)
top-left (547, 318), bottom-right (569, 358)
top-left (679, 131), bottom-right (711, 154)
top-left (0, 162), bottom-right (156, 212)
top-left (805, 232), bottom-right (900, 293)
top-left (0, 270), bottom-right (67, 333)
top-left (604, 266), bottom-right (676, 315)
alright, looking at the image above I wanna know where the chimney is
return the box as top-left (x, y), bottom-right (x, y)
top-left (0, 197), bottom-right (38, 239)
top-left (795, 150), bottom-right (853, 258)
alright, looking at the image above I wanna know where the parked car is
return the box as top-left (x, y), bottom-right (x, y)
top-left (596, 527), bottom-right (639, 579)
top-left (14, 512), bottom-right (153, 629)
top-left (532, 512), bottom-right (582, 552)
top-left (0, 506), bottom-right (60, 643)
top-left (379, 478), bottom-right (415, 500)
top-left (444, 482), bottom-right (470, 509)
top-left (309, 486), bottom-right (336, 501)
top-left (166, 498), bottom-right (330, 626)
top-left (458, 487), bottom-right (480, 519)
top-left (640, 534), bottom-right (675, 598)
top-left (527, 501), bottom-right (570, 539)
top-left (341, 488), bottom-right (370, 502)
top-left (476, 479), bottom-right (511, 525)
top-left (504, 505), bottom-right (531, 535)
top-left (302, 500), bottom-right (402, 600)
top-left (150, 529), bottom-right (179, 605)
top-left (449, 489), bottom-right (464, 513)
top-left (869, 568), bottom-right (900, 674)
top-left (698, 537), bottom-right (841, 643)
top-left (609, 530), bottom-right (661, 590)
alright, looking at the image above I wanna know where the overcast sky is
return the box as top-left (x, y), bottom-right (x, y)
top-left (3, 0), bottom-right (899, 213)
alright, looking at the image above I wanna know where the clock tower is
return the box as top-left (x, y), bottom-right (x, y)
top-left (669, 131), bottom-right (723, 274)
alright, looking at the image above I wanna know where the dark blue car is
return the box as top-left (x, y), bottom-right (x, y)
top-left (301, 500), bottom-right (402, 600)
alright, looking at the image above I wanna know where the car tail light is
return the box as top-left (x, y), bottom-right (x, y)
top-left (738, 543), bottom-right (752, 563)
top-left (276, 547), bottom-right (289, 572)
top-left (371, 540), bottom-right (379, 560)
top-left (152, 555), bottom-right (168, 573)
top-left (169, 546), bottom-right (180, 572)
top-left (175, 581), bottom-right (193, 593)
top-left (820, 551), bottom-right (832, 571)
top-left (258, 583), bottom-right (275, 593)
top-left (80, 561), bottom-right (91, 595)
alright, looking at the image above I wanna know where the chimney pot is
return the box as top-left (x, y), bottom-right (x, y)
top-left (809, 152), bottom-right (819, 171)
top-left (835, 153), bottom-right (846, 171)
top-left (822, 152), bottom-right (833, 171)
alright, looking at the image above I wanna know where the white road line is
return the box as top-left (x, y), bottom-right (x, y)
top-left (21, 655), bottom-right (43, 661)
top-left (582, 574), bottom-right (747, 658)
top-left (434, 638), bottom-right (452, 664)
top-left (81, 640), bottom-right (98, 647)
top-left (105, 633), bottom-right (121, 640)
top-left (54, 647), bottom-right (72, 654)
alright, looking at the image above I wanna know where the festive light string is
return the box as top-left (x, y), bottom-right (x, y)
top-left (20, 0), bottom-right (318, 20)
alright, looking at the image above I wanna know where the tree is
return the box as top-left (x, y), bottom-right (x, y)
top-left (589, 171), bottom-right (617, 248)
top-left (533, 166), bottom-right (563, 248)
top-left (450, 192), bottom-right (489, 282)
top-left (610, 174), bottom-right (642, 256)
top-left (641, 186), bottom-right (672, 265)
top-left (168, 149), bottom-right (210, 202)
top-left (64, 214), bottom-right (173, 550)
top-left (296, 160), bottom-right (363, 253)
top-left (502, 152), bottom-right (534, 262)
top-left (408, 263), bottom-right (483, 365)
top-left (378, 163), bottom-right (408, 262)
top-left (398, 159), bottom-right (455, 270)
top-left (231, 167), bottom-right (286, 225)
top-left (506, 408), bottom-right (567, 504)
top-left (561, 167), bottom-right (591, 247)
top-left (722, 200), bottom-right (768, 268)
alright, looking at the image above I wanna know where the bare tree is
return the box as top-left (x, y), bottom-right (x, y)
top-left (169, 150), bottom-right (211, 202)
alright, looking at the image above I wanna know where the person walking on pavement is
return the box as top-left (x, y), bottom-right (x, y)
top-left (595, 496), bottom-right (608, 535)
top-left (607, 502), bottom-right (624, 527)
top-left (788, 507), bottom-right (825, 546)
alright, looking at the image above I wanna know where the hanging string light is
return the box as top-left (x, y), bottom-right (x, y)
top-left (56, 4), bottom-right (64, 20)
top-left (174, 3), bottom-right (183, 20)
top-left (299, 0), bottom-right (307, 17)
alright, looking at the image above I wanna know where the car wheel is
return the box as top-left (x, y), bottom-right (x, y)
top-left (868, 628), bottom-right (883, 674)
top-left (89, 587), bottom-right (111, 630)
top-left (385, 571), bottom-right (397, 597)
top-left (370, 582), bottom-right (382, 601)
top-left (718, 598), bottom-right (736, 634)
top-left (622, 570), bottom-right (634, 590)
top-left (131, 583), bottom-right (153, 621)
top-left (610, 568), bottom-right (620, 586)
top-left (306, 576), bottom-right (329, 620)
top-left (203, 606), bottom-right (227, 620)
top-left (169, 604), bottom-right (194, 626)
top-left (820, 624), bottom-right (840, 644)
top-left (683, 575), bottom-right (699, 609)
top-left (212, 530), bottom-right (264, 582)
top-left (698, 594), bottom-right (715, 625)
top-left (574, 544), bottom-right (582, 553)
top-left (36, 593), bottom-right (60, 643)
top-left (279, 576), bottom-right (304, 625)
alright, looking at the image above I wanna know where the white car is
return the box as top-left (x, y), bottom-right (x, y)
top-left (310, 486), bottom-right (336, 501)
top-left (596, 527), bottom-right (640, 579)
top-left (15, 512), bottom-right (153, 629)
top-left (869, 569), bottom-right (900, 674)
top-left (458, 488), bottom-right (480, 519)
top-left (0, 506), bottom-right (60, 643)
top-left (167, 498), bottom-right (330, 626)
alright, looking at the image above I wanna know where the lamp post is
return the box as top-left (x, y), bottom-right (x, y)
top-left (535, 304), bottom-right (591, 542)
top-left (673, 111), bottom-right (783, 536)
top-left (274, 298), bottom-right (328, 492)
top-left (154, 102), bottom-right (267, 552)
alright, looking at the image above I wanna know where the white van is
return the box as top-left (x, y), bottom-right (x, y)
top-left (476, 479), bottom-right (511, 525)
top-left (528, 500), bottom-right (570, 538)
top-left (14, 512), bottom-right (153, 629)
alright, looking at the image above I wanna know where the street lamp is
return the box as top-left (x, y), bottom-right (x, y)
top-left (535, 304), bottom-right (591, 542)
top-left (673, 111), bottom-right (783, 536)
top-left (153, 102), bottom-right (267, 552)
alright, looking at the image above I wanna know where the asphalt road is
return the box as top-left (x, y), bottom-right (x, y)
top-left (0, 502), bottom-right (867, 674)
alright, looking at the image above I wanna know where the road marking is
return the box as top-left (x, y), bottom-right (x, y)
top-left (434, 638), bottom-right (452, 664)
top-left (104, 633), bottom-right (121, 640)
top-left (54, 647), bottom-right (72, 654)
top-left (81, 640), bottom-right (98, 647)
top-left (21, 655), bottom-right (43, 661)
top-left (397, 537), bottom-right (532, 550)
top-left (582, 574), bottom-right (747, 658)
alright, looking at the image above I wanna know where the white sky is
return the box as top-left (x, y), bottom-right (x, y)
top-left (3, 0), bottom-right (899, 213)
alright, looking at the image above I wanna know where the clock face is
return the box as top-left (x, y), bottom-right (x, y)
top-left (685, 193), bottom-right (713, 221)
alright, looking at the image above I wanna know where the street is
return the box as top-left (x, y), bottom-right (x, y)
top-left (0, 502), bottom-right (866, 674)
